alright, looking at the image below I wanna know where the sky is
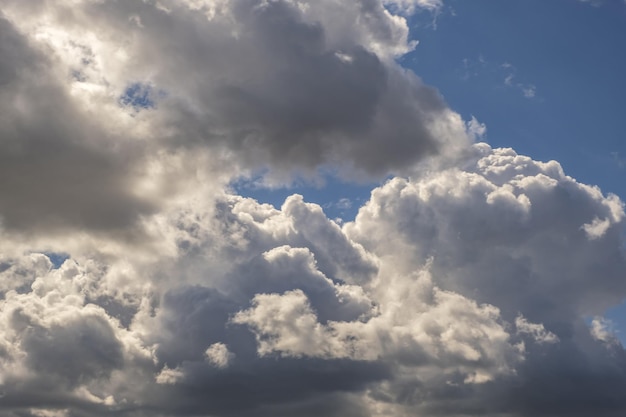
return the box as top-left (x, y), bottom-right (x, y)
top-left (0, 1), bottom-right (625, 417)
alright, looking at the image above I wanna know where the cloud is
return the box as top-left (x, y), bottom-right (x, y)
top-left (347, 144), bottom-right (625, 320)
top-left (503, 69), bottom-right (537, 99)
top-left (0, 1), bottom-right (625, 417)
top-left (612, 151), bottom-right (626, 169)
top-left (0, 0), bottom-right (473, 241)
top-left (204, 342), bottom-right (234, 368)
top-left (466, 115), bottom-right (487, 141)
top-left (0, 0), bottom-right (469, 199)
top-left (578, 0), bottom-right (604, 6)
top-left (589, 317), bottom-right (618, 344)
top-left (383, 0), bottom-right (444, 14)
top-left (463, 56), bottom-right (537, 100)
top-left (344, 143), bottom-right (626, 415)
top-left (582, 216), bottom-right (612, 240)
top-left (0, 15), bottom-right (158, 233)
top-left (0, 140), bottom-right (623, 416)
top-left (515, 315), bottom-right (559, 344)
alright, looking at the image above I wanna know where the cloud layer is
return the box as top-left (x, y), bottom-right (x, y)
top-left (0, 1), bottom-right (625, 417)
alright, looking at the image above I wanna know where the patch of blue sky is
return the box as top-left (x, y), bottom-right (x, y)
top-left (43, 252), bottom-right (69, 269)
top-left (231, 174), bottom-right (380, 223)
top-left (605, 304), bottom-right (626, 345)
top-left (119, 82), bottom-right (159, 110)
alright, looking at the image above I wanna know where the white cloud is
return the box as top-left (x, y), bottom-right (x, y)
top-left (582, 216), bottom-right (612, 240)
top-left (522, 84), bottom-right (537, 98)
top-left (464, 56), bottom-right (537, 99)
top-left (466, 115), bottom-right (487, 141)
top-left (155, 366), bottom-right (186, 385)
top-left (578, 0), bottom-right (604, 6)
top-left (347, 143), bottom-right (626, 320)
top-left (234, 266), bottom-right (523, 384)
top-left (515, 315), bottom-right (559, 344)
top-left (383, 0), bottom-right (443, 14)
top-left (589, 316), bottom-right (622, 347)
top-left (204, 343), bottom-right (234, 368)
top-left (233, 289), bottom-right (348, 359)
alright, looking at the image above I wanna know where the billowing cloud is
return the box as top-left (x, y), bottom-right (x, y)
top-left (0, 141), bottom-right (624, 416)
top-left (345, 143), bottom-right (626, 415)
top-left (0, 1), bottom-right (625, 417)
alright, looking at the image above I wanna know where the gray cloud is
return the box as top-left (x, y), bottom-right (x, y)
top-left (0, 0), bottom-right (470, 234)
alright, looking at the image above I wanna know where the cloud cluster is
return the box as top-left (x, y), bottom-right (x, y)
top-left (0, 141), bottom-right (624, 416)
top-left (0, 1), bottom-right (625, 417)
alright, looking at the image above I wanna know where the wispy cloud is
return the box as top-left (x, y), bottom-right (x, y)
top-left (612, 151), bottom-right (626, 169)
top-left (462, 56), bottom-right (538, 99)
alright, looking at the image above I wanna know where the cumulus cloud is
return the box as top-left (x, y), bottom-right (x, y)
top-left (515, 315), bottom-right (559, 344)
top-left (0, 140), bottom-right (623, 416)
top-left (204, 342), bottom-right (234, 368)
top-left (589, 317), bottom-right (619, 344)
top-left (0, 1), bottom-right (625, 417)
top-left (344, 143), bottom-right (626, 415)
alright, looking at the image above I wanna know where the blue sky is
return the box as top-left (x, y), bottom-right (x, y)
top-left (407, 0), bottom-right (626, 201)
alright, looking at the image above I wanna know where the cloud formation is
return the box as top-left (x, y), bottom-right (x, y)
top-left (0, 1), bottom-right (625, 417)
